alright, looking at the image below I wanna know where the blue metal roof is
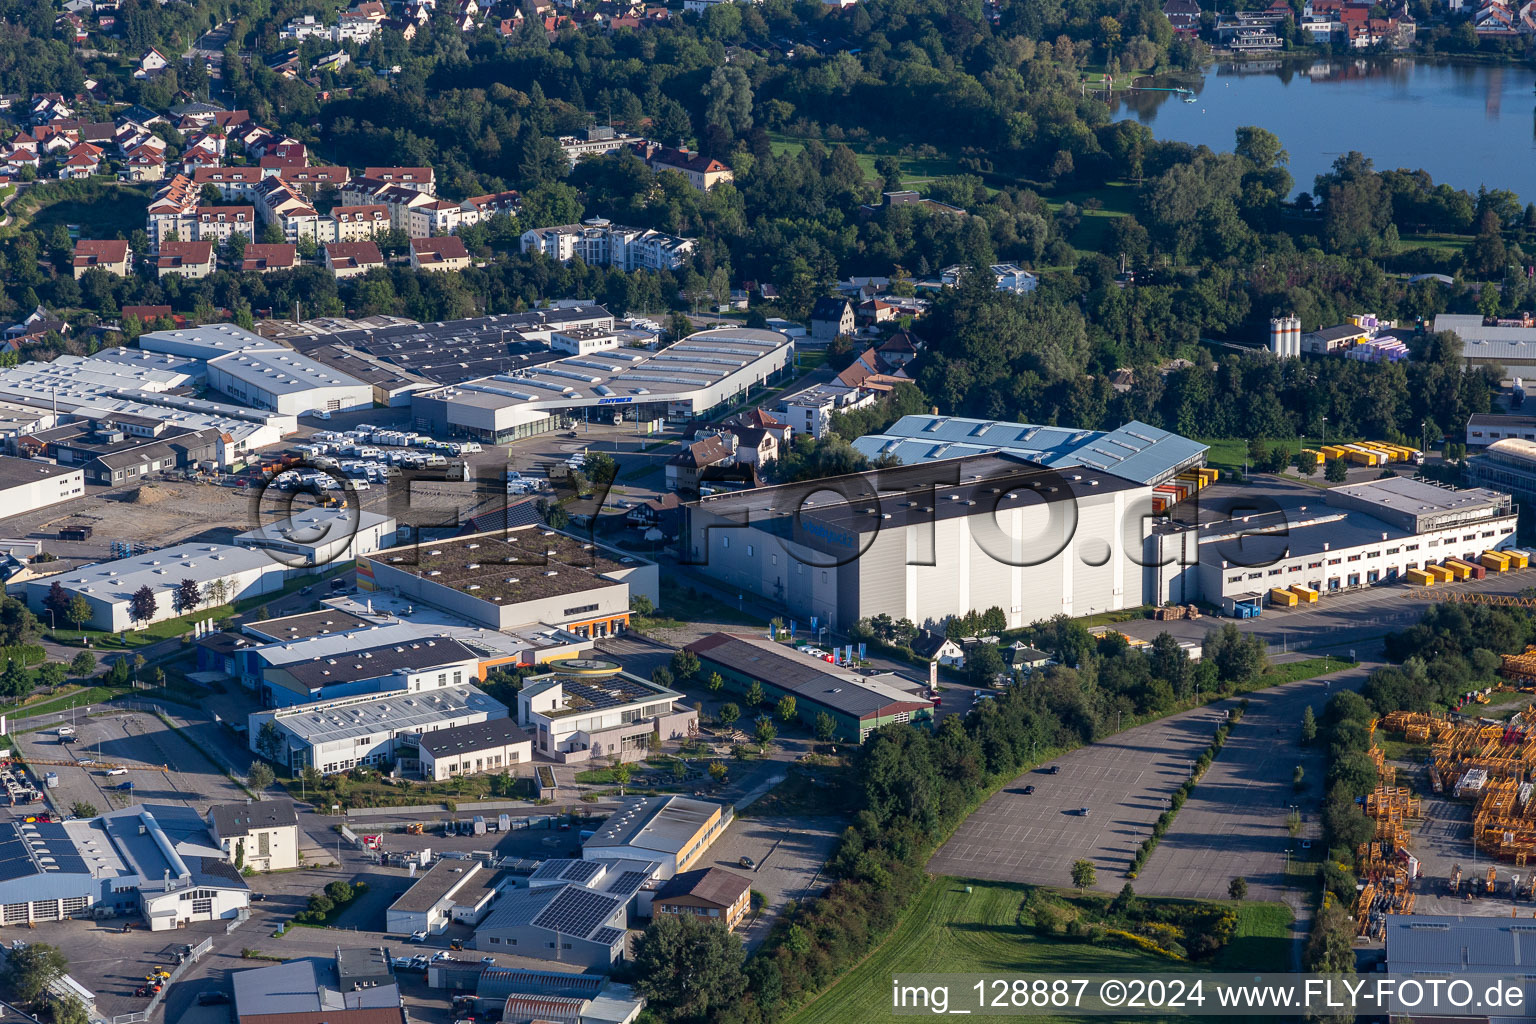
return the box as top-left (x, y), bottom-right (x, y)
top-left (851, 415), bottom-right (1207, 486)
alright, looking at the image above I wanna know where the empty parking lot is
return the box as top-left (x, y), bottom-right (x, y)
top-left (12, 709), bottom-right (247, 819)
top-left (927, 705), bottom-right (1231, 890)
top-left (929, 664), bottom-right (1369, 898)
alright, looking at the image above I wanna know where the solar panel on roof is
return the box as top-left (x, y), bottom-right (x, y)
top-left (562, 860), bottom-right (602, 883)
top-left (609, 870), bottom-right (649, 896)
top-left (591, 926), bottom-right (624, 945)
top-left (531, 887), bottom-right (620, 937)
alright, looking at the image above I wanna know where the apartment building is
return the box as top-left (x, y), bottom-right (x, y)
top-left (330, 204), bottom-right (391, 240)
top-left (72, 239), bottom-right (131, 278)
top-left (193, 206), bottom-right (257, 244)
top-left (156, 240), bottom-right (216, 279)
top-left (520, 217), bottom-right (694, 272)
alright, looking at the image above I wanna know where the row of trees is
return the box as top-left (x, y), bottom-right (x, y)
top-left (628, 618), bottom-right (1273, 1023)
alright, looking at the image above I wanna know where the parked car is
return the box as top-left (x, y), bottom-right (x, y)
top-left (408, 931), bottom-right (427, 943)
top-left (1045, 765), bottom-right (1060, 775)
top-left (738, 856), bottom-right (755, 869)
top-left (1078, 806), bottom-right (1091, 816)
top-left (196, 992), bottom-right (230, 1006)
top-left (1021, 785), bottom-right (1035, 795)
top-left (105, 768), bottom-right (128, 776)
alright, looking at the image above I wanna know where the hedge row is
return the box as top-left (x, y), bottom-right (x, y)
top-left (1127, 701), bottom-right (1247, 877)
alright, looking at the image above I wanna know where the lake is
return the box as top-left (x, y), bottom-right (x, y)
top-left (1110, 58), bottom-right (1536, 200)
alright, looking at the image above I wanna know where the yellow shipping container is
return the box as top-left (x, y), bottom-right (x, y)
top-left (1405, 568), bottom-right (1436, 586)
top-left (1424, 564), bottom-right (1455, 583)
top-left (1506, 549), bottom-right (1530, 569)
top-left (1481, 551), bottom-right (1512, 572)
top-left (1202, 467), bottom-right (1220, 482)
top-left (1441, 560), bottom-right (1472, 581)
top-left (1321, 445), bottom-right (1347, 459)
top-left (1288, 585), bottom-right (1319, 603)
top-left (1270, 587), bottom-right (1299, 607)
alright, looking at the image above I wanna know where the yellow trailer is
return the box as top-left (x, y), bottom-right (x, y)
top-left (1289, 585), bottom-right (1319, 603)
top-left (1481, 550), bottom-right (1512, 573)
top-left (1506, 549), bottom-right (1530, 570)
top-left (1270, 587), bottom-right (1299, 607)
top-left (1199, 467), bottom-right (1220, 483)
top-left (1424, 564), bottom-right (1455, 583)
top-left (1342, 445), bottom-right (1383, 466)
top-left (1297, 448), bottom-right (1322, 468)
top-left (1358, 441), bottom-right (1397, 461)
top-left (1441, 559), bottom-right (1473, 581)
top-left (1405, 568), bottom-right (1436, 586)
top-left (1320, 445), bottom-right (1347, 460)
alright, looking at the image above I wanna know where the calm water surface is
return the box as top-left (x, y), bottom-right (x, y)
top-left (1112, 59), bottom-right (1536, 199)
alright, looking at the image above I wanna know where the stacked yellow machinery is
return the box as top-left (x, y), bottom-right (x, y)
top-left (1503, 648), bottom-right (1536, 686)
top-left (1382, 706), bottom-right (1536, 864)
top-left (1356, 781), bottom-right (1421, 937)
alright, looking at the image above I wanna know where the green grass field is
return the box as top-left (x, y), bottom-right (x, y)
top-left (19, 182), bottom-right (153, 240)
top-left (786, 879), bottom-right (1292, 1024)
top-left (1400, 232), bottom-right (1471, 255)
top-left (767, 132), bottom-right (965, 188)
top-left (1047, 182), bottom-right (1137, 251)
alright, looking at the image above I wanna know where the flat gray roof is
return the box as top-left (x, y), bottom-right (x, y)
top-left (0, 455), bottom-right (80, 490)
top-left (1325, 475), bottom-right (1509, 516)
top-left (583, 796), bottom-right (722, 854)
top-left (268, 684), bottom-right (507, 745)
top-left (390, 859), bottom-right (482, 913)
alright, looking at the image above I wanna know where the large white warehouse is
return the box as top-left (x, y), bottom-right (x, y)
top-left (681, 452), bottom-right (1151, 632)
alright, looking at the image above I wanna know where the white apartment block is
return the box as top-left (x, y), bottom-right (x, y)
top-left (520, 218), bottom-right (694, 272)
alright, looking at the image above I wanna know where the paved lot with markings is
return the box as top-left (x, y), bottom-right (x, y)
top-left (928, 705), bottom-right (1231, 890)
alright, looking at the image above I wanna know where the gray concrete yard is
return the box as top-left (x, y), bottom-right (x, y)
top-left (927, 702), bottom-right (1237, 890)
top-left (704, 813), bottom-right (841, 948)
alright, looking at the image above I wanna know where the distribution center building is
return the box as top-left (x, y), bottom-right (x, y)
top-left (1147, 476), bottom-right (1519, 606)
top-left (21, 542), bottom-right (305, 631)
top-left (358, 528), bottom-right (657, 638)
top-left (410, 327), bottom-right (794, 442)
top-left (850, 415), bottom-right (1208, 487)
top-left (681, 452), bottom-right (1151, 631)
top-left (0, 456), bottom-right (84, 520)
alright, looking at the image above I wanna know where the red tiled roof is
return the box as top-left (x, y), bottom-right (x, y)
top-left (411, 236), bottom-right (469, 262)
top-left (156, 240), bottom-right (214, 267)
top-left (73, 239), bottom-right (129, 267)
top-left (240, 243), bottom-right (296, 270)
top-left (325, 241), bottom-right (384, 268)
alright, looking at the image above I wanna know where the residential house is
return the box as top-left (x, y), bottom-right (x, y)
top-left (519, 219), bottom-right (695, 271)
top-left (410, 236), bottom-right (471, 272)
top-left (72, 239), bottom-right (131, 279)
top-left (193, 206), bottom-right (257, 244)
top-left (324, 241), bottom-right (385, 278)
top-left (240, 243), bottom-right (297, 273)
top-left (912, 630), bottom-right (966, 668)
top-left (665, 434), bottom-right (737, 493)
top-left (362, 166), bottom-right (435, 192)
top-left (719, 406), bottom-right (792, 445)
top-left (407, 199), bottom-right (465, 238)
top-left (135, 48), bottom-right (169, 78)
top-left (644, 146), bottom-right (734, 190)
top-left (625, 493), bottom-right (680, 534)
top-left (652, 868), bottom-right (752, 931)
top-left (277, 164), bottom-right (350, 194)
top-left (459, 190), bottom-right (521, 225)
top-left (330, 204), bottom-right (390, 240)
top-left (123, 145), bottom-right (166, 181)
top-left (156, 240), bottom-right (216, 279)
top-left (1163, 0), bottom-right (1201, 35)
top-left (809, 296), bottom-right (855, 342)
top-left (207, 800), bottom-right (300, 872)
top-left (146, 174), bottom-right (198, 247)
top-left (192, 166), bottom-right (265, 201)
top-left (253, 177), bottom-right (327, 243)
top-left (876, 330), bottom-right (922, 369)
top-left (57, 142), bottom-right (103, 179)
